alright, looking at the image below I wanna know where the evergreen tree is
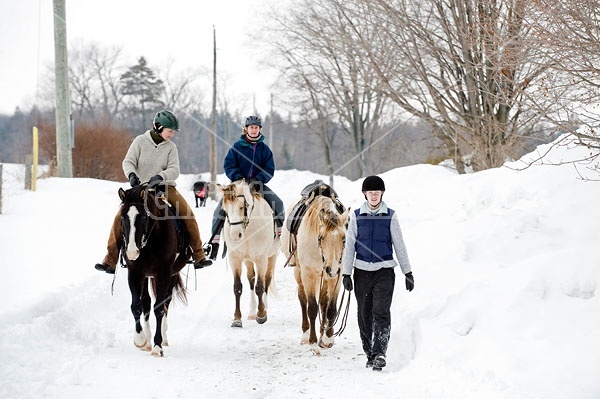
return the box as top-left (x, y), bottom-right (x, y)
top-left (120, 57), bottom-right (165, 131)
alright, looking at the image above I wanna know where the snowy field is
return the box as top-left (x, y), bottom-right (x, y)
top-left (1, 136), bottom-right (599, 399)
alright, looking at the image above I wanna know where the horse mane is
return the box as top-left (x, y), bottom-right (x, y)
top-left (121, 185), bottom-right (146, 204)
top-left (303, 196), bottom-right (343, 236)
top-left (222, 181), bottom-right (261, 203)
top-left (121, 185), bottom-right (164, 217)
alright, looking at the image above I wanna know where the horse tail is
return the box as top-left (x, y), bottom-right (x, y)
top-left (268, 275), bottom-right (278, 299)
top-left (149, 274), bottom-right (189, 306)
top-left (172, 273), bottom-right (188, 305)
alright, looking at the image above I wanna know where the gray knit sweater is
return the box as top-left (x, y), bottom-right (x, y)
top-left (341, 201), bottom-right (412, 276)
top-left (122, 130), bottom-right (180, 186)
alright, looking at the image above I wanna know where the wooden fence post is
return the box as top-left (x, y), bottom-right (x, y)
top-left (25, 155), bottom-right (32, 190)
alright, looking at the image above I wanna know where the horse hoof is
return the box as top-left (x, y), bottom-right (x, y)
top-left (318, 339), bottom-right (334, 349)
top-left (151, 345), bottom-right (164, 357)
top-left (231, 320), bottom-right (243, 328)
top-left (134, 338), bottom-right (147, 349)
top-left (256, 315), bottom-right (267, 324)
top-left (247, 314), bottom-right (257, 320)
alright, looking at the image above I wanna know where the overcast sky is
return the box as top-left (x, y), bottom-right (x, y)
top-left (0, 0), bottom-right (276, 115)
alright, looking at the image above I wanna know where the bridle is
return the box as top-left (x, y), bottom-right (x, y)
top-left (225, 194), bottom-right (254, 230)
top-left (317, 231), bottom-right (345, 275)
top-left (120, 193), bottom-right (158, 257)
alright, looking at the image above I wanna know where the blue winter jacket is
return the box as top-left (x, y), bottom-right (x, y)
top-left (223, 134), bottom-right (275, 184)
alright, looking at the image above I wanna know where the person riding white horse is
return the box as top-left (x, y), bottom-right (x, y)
top-left (204, 115), bottom-right (284, 260)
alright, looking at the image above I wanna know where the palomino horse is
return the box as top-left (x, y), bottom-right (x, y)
top-left (218, 180), bottom-right (280, 328)
top-left (281, 196), bottom-right (351, 349)
top-left (118, 185), bottom-right (189, 356)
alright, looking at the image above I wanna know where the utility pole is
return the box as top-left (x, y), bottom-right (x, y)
top-left (209, 25), bottom-right (217, 200)
top-left (53, 0), bottom-right (72, 177)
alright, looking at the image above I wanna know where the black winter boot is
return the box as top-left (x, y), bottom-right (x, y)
top-left (94, 263), bottom-right (115, 274)
top-left (372, 355), bottom-right (386, 371)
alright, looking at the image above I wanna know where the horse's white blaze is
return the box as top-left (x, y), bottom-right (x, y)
top-left (126, 206), bottom-right (140, 260)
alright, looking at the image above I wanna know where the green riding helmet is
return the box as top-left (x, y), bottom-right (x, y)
top-left (153, 110), bottom-right (179, 132)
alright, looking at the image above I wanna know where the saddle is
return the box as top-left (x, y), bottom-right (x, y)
top-left (286, 180), bottom-right (345, 235)
top-left (158, 192), bottom-right (190, 255)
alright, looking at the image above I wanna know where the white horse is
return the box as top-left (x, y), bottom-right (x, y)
top-left (218, 180), bottom-right (280, 327)
top-left (281, 195), bottom-right (351, 349)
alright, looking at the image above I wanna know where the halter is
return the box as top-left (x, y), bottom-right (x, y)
top-left (226, 194), bottom-right (254, 230)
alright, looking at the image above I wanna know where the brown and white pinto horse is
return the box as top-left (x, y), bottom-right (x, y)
top-left (218, 180), bottom-right (280, 328)
top-left (118, 185), bottom-right (189, 357)
top-left (281, 196), bottom-right (351, 351)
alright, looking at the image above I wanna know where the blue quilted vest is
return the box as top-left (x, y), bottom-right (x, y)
top-left (354, 208), bottom-right (395, 263)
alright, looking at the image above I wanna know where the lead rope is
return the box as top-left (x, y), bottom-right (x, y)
top-left (111, 246), bottom-right (127, 296)
top-left (333, 285), bottom-right (351, 337)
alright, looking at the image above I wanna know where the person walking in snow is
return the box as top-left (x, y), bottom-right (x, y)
top-left (341, 175), bottom-right (414, 371)
top-left (94, 110), bottom-right (213, 274)
top-left (203, 115), bottom-right (284, 260)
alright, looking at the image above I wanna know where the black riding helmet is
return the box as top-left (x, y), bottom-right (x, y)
top-left (362, 175), bottom-right (385, 192)
top-left (244, 115), bottom-right (262, 127)
top-left (153, 110), bottom-right (179, 133)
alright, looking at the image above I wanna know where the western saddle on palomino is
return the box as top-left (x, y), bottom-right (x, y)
top-left (284, 180), bottom-right (346, 267)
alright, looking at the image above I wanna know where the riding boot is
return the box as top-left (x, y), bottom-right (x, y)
top-left (96, 210), bottom-right (121, 273)
top-left (166, 186), bottom-right (207, 263)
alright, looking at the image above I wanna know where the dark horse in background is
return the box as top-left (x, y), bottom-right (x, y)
top-left (193, 181), bottom-right (209, 207)
top-left (118, 185), bottom-right (190, 357)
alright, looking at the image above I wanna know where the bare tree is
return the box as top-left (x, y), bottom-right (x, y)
top-left (68, 41), bottom-right (126, 120)
top-left (347, 0), bottom-right (557, 173)
top-left (265, 0), bottom-right (394, 179)
top-left (529, 0), bottom-right (600, 148)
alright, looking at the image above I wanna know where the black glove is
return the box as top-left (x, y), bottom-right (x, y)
top-left (248, 179), bottom-right (262, 192)
top-left (405, 272), bottom-right (414, 292)
top-left (342, 274), bottom-right (353, 291)
top-left (148, 174), bottom-right (163, 186)
top-left (128, 172), bottom-right (140, 187)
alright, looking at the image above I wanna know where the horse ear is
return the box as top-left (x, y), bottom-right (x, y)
top-left (118, 188), bottom-right (126, 201)
top-left (216, 184), bottom-right (224, 198)
top-left (140, 188), bottom-right (146, 200)
top-left (341, 207), bottom-right (351, 226)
